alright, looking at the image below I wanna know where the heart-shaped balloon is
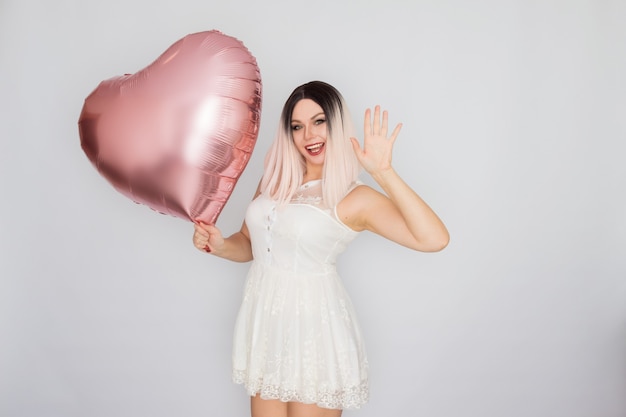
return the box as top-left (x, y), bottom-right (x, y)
top-left (79, 30), bottom-right (262, 225)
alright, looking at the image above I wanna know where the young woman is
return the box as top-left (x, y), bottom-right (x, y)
top-left (192, 81), bottom-right (449, 417)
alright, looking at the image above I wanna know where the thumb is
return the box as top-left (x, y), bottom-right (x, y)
top-left (350, 137), bottom-right (362, 156)
top-left (194, 220), bottom-right (216, 233)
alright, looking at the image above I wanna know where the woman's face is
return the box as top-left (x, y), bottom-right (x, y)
top-left (290, 98), bottom-right (327, 173)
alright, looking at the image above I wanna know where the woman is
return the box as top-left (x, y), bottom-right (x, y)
top-left (192, 81), bottom-right (449, 417)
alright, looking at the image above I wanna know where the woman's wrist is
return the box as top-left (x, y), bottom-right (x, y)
top-left (369, 166), bottom-right (397, 188)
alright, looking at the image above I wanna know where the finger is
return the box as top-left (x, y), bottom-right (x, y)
top-left (350, 137), bottom-right (363, 158)
top-left (203, 224), bottom-right (221, 235)
top-left (381, 109), bottom-right (389, 137)
top-left (388, 123), bottom-right (403, 146)
top-left (193, 233), bottom-right (207, 249)
top-left (194, 219), bottom-right (208, 230)
top-left (194, 224), bottom-right (210, 237)
top-left (373, 105), bottom-right (381, 134)
top-left (195, 221), bottom-right (217, 234)
top-left (364, 108), bottom-right (372, 136)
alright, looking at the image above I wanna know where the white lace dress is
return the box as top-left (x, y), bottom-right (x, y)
top-left (232, 180), bottom-right (369, 409)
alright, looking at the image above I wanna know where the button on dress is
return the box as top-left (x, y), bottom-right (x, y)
top-left (232, 180), bottom-right (369, 409)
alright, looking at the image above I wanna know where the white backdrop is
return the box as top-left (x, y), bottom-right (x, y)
top-left (1, 0), bottom-right (625, 416)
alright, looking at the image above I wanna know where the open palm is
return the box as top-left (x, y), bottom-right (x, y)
top-left (350, 105), bottom-right (402, 175)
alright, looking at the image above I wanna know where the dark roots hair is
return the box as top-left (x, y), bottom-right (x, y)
top-left (281, 81), bottom-right (345, 135)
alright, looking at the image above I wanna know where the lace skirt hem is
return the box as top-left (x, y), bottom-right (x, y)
top-left (232, 371), bottom-right (369, 410)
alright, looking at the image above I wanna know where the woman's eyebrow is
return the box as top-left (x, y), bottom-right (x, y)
top-left (291, 112), bottom-right (325, 123)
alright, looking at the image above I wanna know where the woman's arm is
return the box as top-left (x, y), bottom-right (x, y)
top-left (342, 106), bottom-right (449, 252)
top-left (192, 221), bottom-right (253, 262)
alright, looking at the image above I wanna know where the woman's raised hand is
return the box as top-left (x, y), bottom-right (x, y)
top-left (193, 221), bottom-right (225, 253)
top-left (350, 105), bottom-right (402, 176)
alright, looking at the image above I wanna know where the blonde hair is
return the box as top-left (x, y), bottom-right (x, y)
top-left (261, 81), bottom-right (361, 207)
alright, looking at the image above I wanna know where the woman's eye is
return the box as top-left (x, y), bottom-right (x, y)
top-left (315, 119), bottom-right (326, 125)
top-left (291, 125), bottom-right (302, 131)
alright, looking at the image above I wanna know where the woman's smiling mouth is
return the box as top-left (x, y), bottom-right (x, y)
top-left (305, 142), bottom-right (325, 156)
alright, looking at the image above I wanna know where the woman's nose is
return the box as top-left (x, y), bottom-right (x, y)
top-left (305, 124), bottom-right (316, 140)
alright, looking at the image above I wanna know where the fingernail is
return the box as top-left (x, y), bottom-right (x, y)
top-left (204, 245), bottom-right (211, 253)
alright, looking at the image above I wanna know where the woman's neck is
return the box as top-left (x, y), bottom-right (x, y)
top-left (303, 166), bottom-right (323, 183)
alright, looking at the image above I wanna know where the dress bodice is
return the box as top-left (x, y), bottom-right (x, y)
top-left (245, 180), bottom-right (358, 275)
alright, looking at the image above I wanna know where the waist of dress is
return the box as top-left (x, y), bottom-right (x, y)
top-left (249, 259), bottom-right (339, 278)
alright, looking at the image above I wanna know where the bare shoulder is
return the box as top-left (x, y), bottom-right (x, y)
top-left (345, 183), bottom-right (383, 201)
top-left (337, 184), bottom-right (389, 231)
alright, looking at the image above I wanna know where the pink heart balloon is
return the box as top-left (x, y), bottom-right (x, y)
top-left (79, 30), bottom-right (262, 225)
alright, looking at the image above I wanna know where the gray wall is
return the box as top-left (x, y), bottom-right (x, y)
top-left (1, 0), bottom-right (624, 416)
